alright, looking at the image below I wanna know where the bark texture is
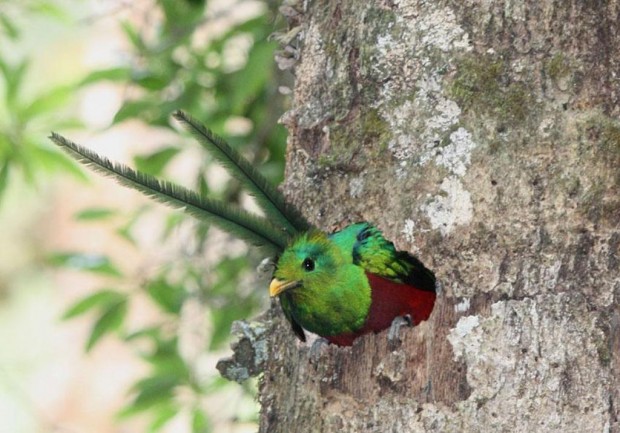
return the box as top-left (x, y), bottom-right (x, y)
top-left (243, 1), bottom-right (620, 431)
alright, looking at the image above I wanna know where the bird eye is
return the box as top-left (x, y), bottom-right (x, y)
top-left (302, 258), bottom-right (315, 271)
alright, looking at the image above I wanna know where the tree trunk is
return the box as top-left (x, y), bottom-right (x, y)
top-left (230, 1), bottom-right (620, 431)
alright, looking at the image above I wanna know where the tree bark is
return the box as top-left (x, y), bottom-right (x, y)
top-left (236, 1), bottom-right (620, 431)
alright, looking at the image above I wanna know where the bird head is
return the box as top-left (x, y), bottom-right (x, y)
top-left (269, 231), bottom-right (342, 300)
top-left (269, 229), bottom-right (372, 338)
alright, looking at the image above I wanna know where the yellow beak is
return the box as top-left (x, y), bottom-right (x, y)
top-left (269, 278), bottom-right (301, 297)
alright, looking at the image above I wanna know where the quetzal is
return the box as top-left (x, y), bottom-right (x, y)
top-left (51, 111), bottom-right (436, 347)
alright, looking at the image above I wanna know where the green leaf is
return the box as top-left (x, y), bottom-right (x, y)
top-left (123, 326), bottom-right (161, 342)
top-left (134, 147), bottom-right (181, 176)
top-left (74, 207), bottom-right (117, 221)
top-left (50, 117), bottom-right (86, 130)
top-left (133, 72), bottom-right (169, 91)
top-left (0, 161), bottom-right (10, 202)
top-left (79, 67), bottom-right (131, 86)
top-left (27, 143), bottom-right (89, 181)
top-left (120, 21), bottom-right (145, 51)
top-left (115, 205), bottom-right (149, 245)
top-left (192, 409), bottom-right (211, 433)
top-left (229, 42), bottom-right (276, 113)
top-left (0, 58), bottom-right (28, 108)
top-left (209, 304), bottom-right (253, 349)
top-left (20, 85), bottom-right (73, 120)
top-left (0, 14), bottom-right (19, 39)
top-left (161, 212), bottom-right (185, 240)
top-left (29, 2), bottom-right (69, 21)
top-left (149, 403), bottom-right (178, 432)
top-left (142, 337), bottom-right (190, 379)
top-left (113, 100), bottom-right (153, 124)
top-left (145, 278), bottom-right (185, 314)
top-left (160, 0), bottom-right (204, 29)
top-left (86, 298), bottom-right (128, 351)
top-left (62, 289), bottom-right (126, 320)
top-left (48, 252), bottom-right (123, 277)
top-left (125, 375), bottom-right (180, 413)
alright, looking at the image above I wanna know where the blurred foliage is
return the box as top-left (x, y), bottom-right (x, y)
top-left (2, 0), bottom-right (289, 431)
top-left (0, 1), bottom-right (89, 199)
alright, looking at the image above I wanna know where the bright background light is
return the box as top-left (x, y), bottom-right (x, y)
top-left (0, 1), bottom-right (267, 432)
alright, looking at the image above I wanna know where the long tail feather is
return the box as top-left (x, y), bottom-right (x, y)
top-left (172, 110), bottom-right (311, 236)
top-left (50, 133), bottom-right (289, 253)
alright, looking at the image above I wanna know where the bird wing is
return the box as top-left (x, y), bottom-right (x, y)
top-left (351, 224), bottom-right (436, 292)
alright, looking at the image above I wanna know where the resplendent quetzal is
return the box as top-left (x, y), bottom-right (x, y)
top-left (51, 111), bottom-right (436, 347)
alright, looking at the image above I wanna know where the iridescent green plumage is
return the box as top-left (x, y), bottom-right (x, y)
top-left (51, 112), bottom-right (435, 347)
top-left (275, 229), bottom-right (371, 337)
top-left (272, 223), bottom-right (435, 344)
top-left (50, 111), bottom-right (310, 254)
top-left (172, 111), bottom-right (310, 237)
